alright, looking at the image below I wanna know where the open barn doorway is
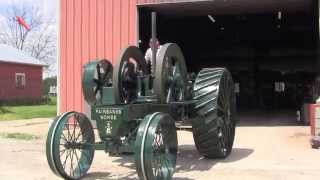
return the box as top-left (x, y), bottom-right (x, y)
top-left (138, 0), bottom-right (320, 126)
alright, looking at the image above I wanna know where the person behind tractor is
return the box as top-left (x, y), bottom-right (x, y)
top-left (145, 38), bottom-right (162, 75)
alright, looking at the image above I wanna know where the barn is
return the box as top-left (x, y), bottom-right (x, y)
top-left (58, 0), bottom-right (319, 123)
top-left (0, 44), bottom-right (45, 103)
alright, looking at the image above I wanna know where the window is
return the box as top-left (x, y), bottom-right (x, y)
top-left (15, 73), bottom-right (26, 88)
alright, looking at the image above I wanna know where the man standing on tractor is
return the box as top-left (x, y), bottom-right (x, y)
top-left (145, 38), bottom-right (162, 75)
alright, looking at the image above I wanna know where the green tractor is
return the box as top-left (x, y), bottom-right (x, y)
top-left (46, 43), bottom-right (237, 180)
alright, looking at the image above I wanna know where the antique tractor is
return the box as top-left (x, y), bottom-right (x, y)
top-left (46, 43), bottom-right (236, 180)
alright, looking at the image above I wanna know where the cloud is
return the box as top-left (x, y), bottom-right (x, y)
top-left (0, 1), bottom-right (11, 5)
top-left (0, 14), bottom-right (8, 30)
top-left (0, 14), bottom-right (5, 21)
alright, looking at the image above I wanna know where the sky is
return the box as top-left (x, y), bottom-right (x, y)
top-left (0, 0), bottom-right (57, 78)
top-left (0, 0), bottom-right (57, 19)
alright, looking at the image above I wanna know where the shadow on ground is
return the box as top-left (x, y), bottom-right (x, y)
top-left (176, 145), bottom-right (253, 173)
top-left (84, 145), bottom-right (253, 180)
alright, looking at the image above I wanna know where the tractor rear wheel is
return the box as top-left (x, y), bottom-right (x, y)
top-left (192, 68), bottom-right (236, 158)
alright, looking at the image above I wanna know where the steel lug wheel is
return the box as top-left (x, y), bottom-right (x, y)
top-left (192, 68), bottom-right (236, 158)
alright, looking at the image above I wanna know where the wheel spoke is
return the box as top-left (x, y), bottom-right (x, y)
top-left (74, 130), bottom-right (83, 143)
top-left (61, 132), bottom-right (68, 142)
top-left (72, 118), bottom-right (77, 141)
top-left (74, 149), bottom-right (82, 176)
top-left (66, 123), bottom-right (72, 141)
top-left (74, 122), bottom-right (84, 143)
top-left (69, 149), bottom-right (75, 176)
top-left (62, 150), bottom-right (71, 169)
top-left (96, 64), bottom-right (101, 80)
top-left (60, 148), bottom-right (67, 156)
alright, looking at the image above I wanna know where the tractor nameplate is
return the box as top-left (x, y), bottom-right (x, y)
top-left (92, 106), bottom-right (128, 139)
top-left (95, 107), bottom-right (123, 135)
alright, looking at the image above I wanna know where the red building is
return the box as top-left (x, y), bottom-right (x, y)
top-left (59, 0), bottom-right (318, 116)
top-left (0, 44), bottom-right (45, 102)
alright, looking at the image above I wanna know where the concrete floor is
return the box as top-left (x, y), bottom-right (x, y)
top-left (0, 113), bottom-right (319, 180)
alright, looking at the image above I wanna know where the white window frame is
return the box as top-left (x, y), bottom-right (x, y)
top-left (15, 73), bottom-right (26, 88)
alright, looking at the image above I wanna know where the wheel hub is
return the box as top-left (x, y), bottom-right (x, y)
top-left (64, 142), bottom-right (83, 149)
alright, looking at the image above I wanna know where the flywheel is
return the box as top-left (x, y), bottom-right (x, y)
top-left (82, 59), bottom-right (113, 105)
top-left (113, 46), bottom-right (148, 104)
top-left (153, 43), bottom-right (188, 103)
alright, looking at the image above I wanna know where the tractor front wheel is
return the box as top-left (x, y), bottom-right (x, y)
top-left (135, 112), bottom-right (178, 180)
top-left (46, 111), bottom-right (95, 179)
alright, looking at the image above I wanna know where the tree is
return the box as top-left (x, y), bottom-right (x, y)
top-left (42, 76), bottom-right (57, 96)
top-left (0, 3), bottom-right (56, 77)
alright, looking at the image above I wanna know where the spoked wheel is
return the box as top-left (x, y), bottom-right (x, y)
top-left (46, 112), bottom-right (95, 179)
top-left (135, 112), bottom-right (178, 180)
top-left (113, 46), bottom-right (148, 103)
top-left (154, 43), bottom-right (188, 103)
top-left (82, 59), bottom-right (113, 105)
top-left (192, 68), bottom-right (236, 158)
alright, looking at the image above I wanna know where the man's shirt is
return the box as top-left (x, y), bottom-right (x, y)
top-left (145, 45), bottom-right (162, 74)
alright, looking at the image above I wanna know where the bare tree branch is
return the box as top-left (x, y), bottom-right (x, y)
top-left (0, 3), bottom-right (56, 77)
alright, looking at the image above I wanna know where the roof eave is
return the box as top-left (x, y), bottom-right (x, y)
top-left (0, 60), bottom-right (47, 67)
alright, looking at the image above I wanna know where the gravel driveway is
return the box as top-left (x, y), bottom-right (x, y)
top-left (0, 118), bottom-right (319, 180)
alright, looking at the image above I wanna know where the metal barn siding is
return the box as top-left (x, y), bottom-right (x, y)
top-left (137, 0), bottom-right (187, 4)
top-left (0, 62), bottom-right (43, 100)
top-left (59, 0), bottom-right (138, 113)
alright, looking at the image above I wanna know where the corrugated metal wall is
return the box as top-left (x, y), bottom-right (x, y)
top-left (59, 0), bottom-right (138, 113)
top-left (137, 0), bottom-right (189, 4)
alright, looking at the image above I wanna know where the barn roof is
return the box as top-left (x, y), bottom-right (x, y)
top-left (0, 44), bottom-right (46, 66)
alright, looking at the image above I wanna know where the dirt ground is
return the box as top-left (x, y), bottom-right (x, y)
top-left (0, 115), bottom-right (320, 180)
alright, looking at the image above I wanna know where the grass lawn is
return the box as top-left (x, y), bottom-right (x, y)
top-left (0, 132), bottom-right (40, 140)
top-left (0, 104), bottom-right (57, 121)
